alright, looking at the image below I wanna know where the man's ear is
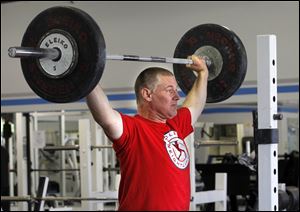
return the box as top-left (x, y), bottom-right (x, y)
top-left (141, 87), bottom-right (152, 102)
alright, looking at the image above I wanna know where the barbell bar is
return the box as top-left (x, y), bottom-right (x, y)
top-left (8, 46), bottom-right (214, 66)
top-left (8, 47), bottom-right (194, 64)
top-left (7, 6), bottom-right (247, 104)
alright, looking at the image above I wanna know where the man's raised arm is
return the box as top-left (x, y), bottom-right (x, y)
top-left (182, 55), bottom-right (208, 125)
top-left (86, 84), bottom-right (123, 141)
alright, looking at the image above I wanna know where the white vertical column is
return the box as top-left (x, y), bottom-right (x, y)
top-left (103, 132), bottom-right (110, 191)
top-left (79, 119), bottom-right (93, 210)
top-left (16, 113), bottom-right (28, 211)
top-left (59, 111), bottom-right (66, 197)
top-left (9, 136), bottom-right (14, 196)
top-left (257, 35), bottom-right (278, 129)
top-left (257, 35), bottom-right (278, 211)
top-left (187, 133), bottom-right (196, 210)
top-left (214, 173), bottom-right (227, 211)
top-left (32, 112), bottom-right (39, 194)
top-left (90, 118), bottom-right (104, 210)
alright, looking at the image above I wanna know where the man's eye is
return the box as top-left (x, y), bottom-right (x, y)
top-left (167, 89), bottom-right (176, 94)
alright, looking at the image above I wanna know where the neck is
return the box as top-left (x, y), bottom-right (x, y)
top-left (137, 104), bottom-right (167, 123)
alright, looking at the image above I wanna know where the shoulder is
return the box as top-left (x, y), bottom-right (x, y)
top-left (168, 107), bottom-right (192, 127)
top-left (176, 107), bottom-right (192, 118)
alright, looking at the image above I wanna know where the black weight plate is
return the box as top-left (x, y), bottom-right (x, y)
top-left (21, 6), bottom-right (106, 103)
top-left (173, 24), bottom-right (247, 103)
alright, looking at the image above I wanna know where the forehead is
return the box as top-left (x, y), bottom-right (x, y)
top-left (157, 75), bottom-right (177, 87)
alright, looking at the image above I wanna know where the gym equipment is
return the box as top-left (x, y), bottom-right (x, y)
top-left (8, 6), bottom-right (247, 103)
top-left (41, 145), bottom-right (112, 151)
top-left (1, 196), bottom-right (118, 202)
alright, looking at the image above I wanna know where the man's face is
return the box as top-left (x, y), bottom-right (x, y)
top-left (150, 75), bottom-right (180, 119)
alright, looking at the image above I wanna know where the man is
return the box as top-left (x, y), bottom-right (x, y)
top-left (86, 55), bottom-right (208, 210)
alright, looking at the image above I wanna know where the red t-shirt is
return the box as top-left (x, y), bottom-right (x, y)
top-left (112, 107), bottom-right (194, 211)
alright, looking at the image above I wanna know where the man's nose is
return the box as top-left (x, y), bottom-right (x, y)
top-left (173, 91), bottom-right (180, 100)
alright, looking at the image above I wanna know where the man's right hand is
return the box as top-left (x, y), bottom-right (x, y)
top-left (186, 55), bottom-right (209, 80)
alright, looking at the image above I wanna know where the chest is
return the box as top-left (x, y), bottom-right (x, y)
top-left (133, 124), bottom-right (190, 170)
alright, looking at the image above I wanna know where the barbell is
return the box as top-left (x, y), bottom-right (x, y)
top-left (8, 6), bottom-right (247, 103)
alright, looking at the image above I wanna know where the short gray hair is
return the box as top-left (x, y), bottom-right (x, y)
top-left (134, 67), bottom-right (173, 103)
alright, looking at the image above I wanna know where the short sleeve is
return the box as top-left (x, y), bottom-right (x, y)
top-left (112, 113), bottom-right (135, 154)
top-left (170, 107), bottom-right (194, 138)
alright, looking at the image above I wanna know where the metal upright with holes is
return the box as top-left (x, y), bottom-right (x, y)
top-left (257, 35), bottom-right (279, 211)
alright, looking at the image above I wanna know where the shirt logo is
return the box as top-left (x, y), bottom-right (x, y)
top-left (164, 131), bottom-right (189, 169)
